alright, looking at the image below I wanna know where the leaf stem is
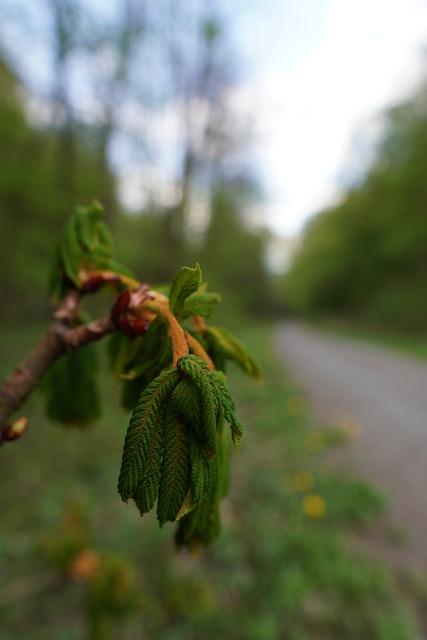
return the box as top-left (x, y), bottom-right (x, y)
top-left (147, 304), bottom-right (188, 367)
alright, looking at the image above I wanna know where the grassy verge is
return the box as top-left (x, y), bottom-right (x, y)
top-left (0, 321), bottom-right (425, 639)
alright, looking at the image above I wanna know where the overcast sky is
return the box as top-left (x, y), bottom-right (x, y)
top-left (229, 0), bottom-right (427, 237)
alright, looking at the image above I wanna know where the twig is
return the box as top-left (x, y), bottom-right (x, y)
top-left (0, 290), bottom-right (116, 434)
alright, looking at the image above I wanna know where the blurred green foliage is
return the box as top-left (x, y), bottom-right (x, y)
top-left (113, 182), bottom-right (277, 321)
top-left (0, 60), bottom-right (114, 322)
top-left (283, 80), bottom-right (427, 331)
top-left (0, 56), bottom-right (275, 325)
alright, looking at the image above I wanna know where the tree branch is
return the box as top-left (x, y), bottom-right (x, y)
top-left (0, 290), bottom-right (116, 438)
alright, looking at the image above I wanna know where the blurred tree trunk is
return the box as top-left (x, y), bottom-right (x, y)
top-left (50, 0), bottom-right (78, 203)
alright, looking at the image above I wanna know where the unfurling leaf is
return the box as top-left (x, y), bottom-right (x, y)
top-left (59, 214), bottom-right (82, 288)
top-left (118, 317), bottom-right (172, 410)
top-left (205, 326), bottom-right (263, 381)
top-left (179, 291), bottom-right (221, 319)
top-left (49, 202), bottom-right (134, 301)
top-left (169, 264), bottom-right (202, 315)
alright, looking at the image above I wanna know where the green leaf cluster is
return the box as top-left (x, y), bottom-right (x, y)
top-left (117, 355), bottom-right (243, 549)
top-left (110, 265), bottom-right (262, 548)
top-left (49, 202), bottom-right (133, 301)
top-left (44, 208), bottom-right (262, 548)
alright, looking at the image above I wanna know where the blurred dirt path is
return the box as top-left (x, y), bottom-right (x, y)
top-left (274, 322), bottom-right (427, 570)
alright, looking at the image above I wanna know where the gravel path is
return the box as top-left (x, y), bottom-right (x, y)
top-left (274, 322), bottom-right (427, 569)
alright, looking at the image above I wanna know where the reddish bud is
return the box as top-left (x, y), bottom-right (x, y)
top-left (111, 286), bottom-right (156, 336)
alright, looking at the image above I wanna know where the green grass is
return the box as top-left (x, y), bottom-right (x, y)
top-left (0, 321), bottom-right (425, 639)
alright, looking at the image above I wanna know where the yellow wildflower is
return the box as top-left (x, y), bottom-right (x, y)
top-left (302, 494), bottom-right (327, 518)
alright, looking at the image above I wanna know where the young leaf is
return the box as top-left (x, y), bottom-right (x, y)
top-left (95, 220), bottom-right (115, 255)
top-left (210, 370), bottom-right (244, 453)
top-left (107, 332), bottom-right (136, 378)
top-left (76, 204), bottom-right (101, 251)
top-left (169, 264), bottom-right (202, 315)
top-left (179, 291), bottom-right (221, 319)
top-left (205, 326), bottom-right (263, 381)
top-left (189, 440), bottom-right (215, 504)
top-left (120, 317), bottom-right (172, 409)
top-left (177, 355), bottom-right (218, 458)
top-left (157, 404), bottom-right (193, 525)
top-left (122, 317), bottom-right (171, 381)
top-left (175, 459), bottom-right (221, 550)
top-left (169, 377), bottom-right (202, 431)
top-left (42, 343), bottom-right (101, 426)
top-left (59, 215), bottom-right (82, 287)
top-left (216, 426), bottom-right (231, 499)
top-left (118, 369), bottom-right (180, 506)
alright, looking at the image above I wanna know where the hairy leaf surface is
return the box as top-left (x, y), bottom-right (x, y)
top-left (157, 404), bottom-right (193, 525)
top-left (210, 370), bottom-right (244, 452)
top-left (177, 355), bottom-right (218, 458)
top-left (118, 369), bottom-right (180, 504)
top-left (175, 457), bottom-right (221, 549)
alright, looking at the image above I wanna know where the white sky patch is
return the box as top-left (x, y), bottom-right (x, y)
top-left (118, 165), bottom-right (182, 211)
top-left (232, 0), bottom-right (427, 237)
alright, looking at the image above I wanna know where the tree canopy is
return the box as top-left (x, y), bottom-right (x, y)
top-left (284, 79), bottom-right (427, 330)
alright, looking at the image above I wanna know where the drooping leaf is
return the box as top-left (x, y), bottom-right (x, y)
top-left (175, 423), bottom-right (232, 551)
top-left (118, 369), bottom-right (180, 506)
top-left (107, 332), bottom-right (137, 378)
top-left (215, 425), bottom-right (231, 499)
top-left (169, 264), bottom-right (202, 315)
top-left (210, 370), bottom-right (244, 453)
top-left (42, 343), bottom-right (101, 426)
top-left (189, 440), bottom-right (215, 504)
top-left (177, 355), bottom-right (218, 458)
top-left (119, 317), bottom-right (172, 410)
top-left (157, 404), bottom-right (193, 525)
top-left (169, 377), bottom-right (202, 431)
top-left (175, 456), bottom-right (221, 550)
top-left (205, 326), bottom-right (263, 381)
